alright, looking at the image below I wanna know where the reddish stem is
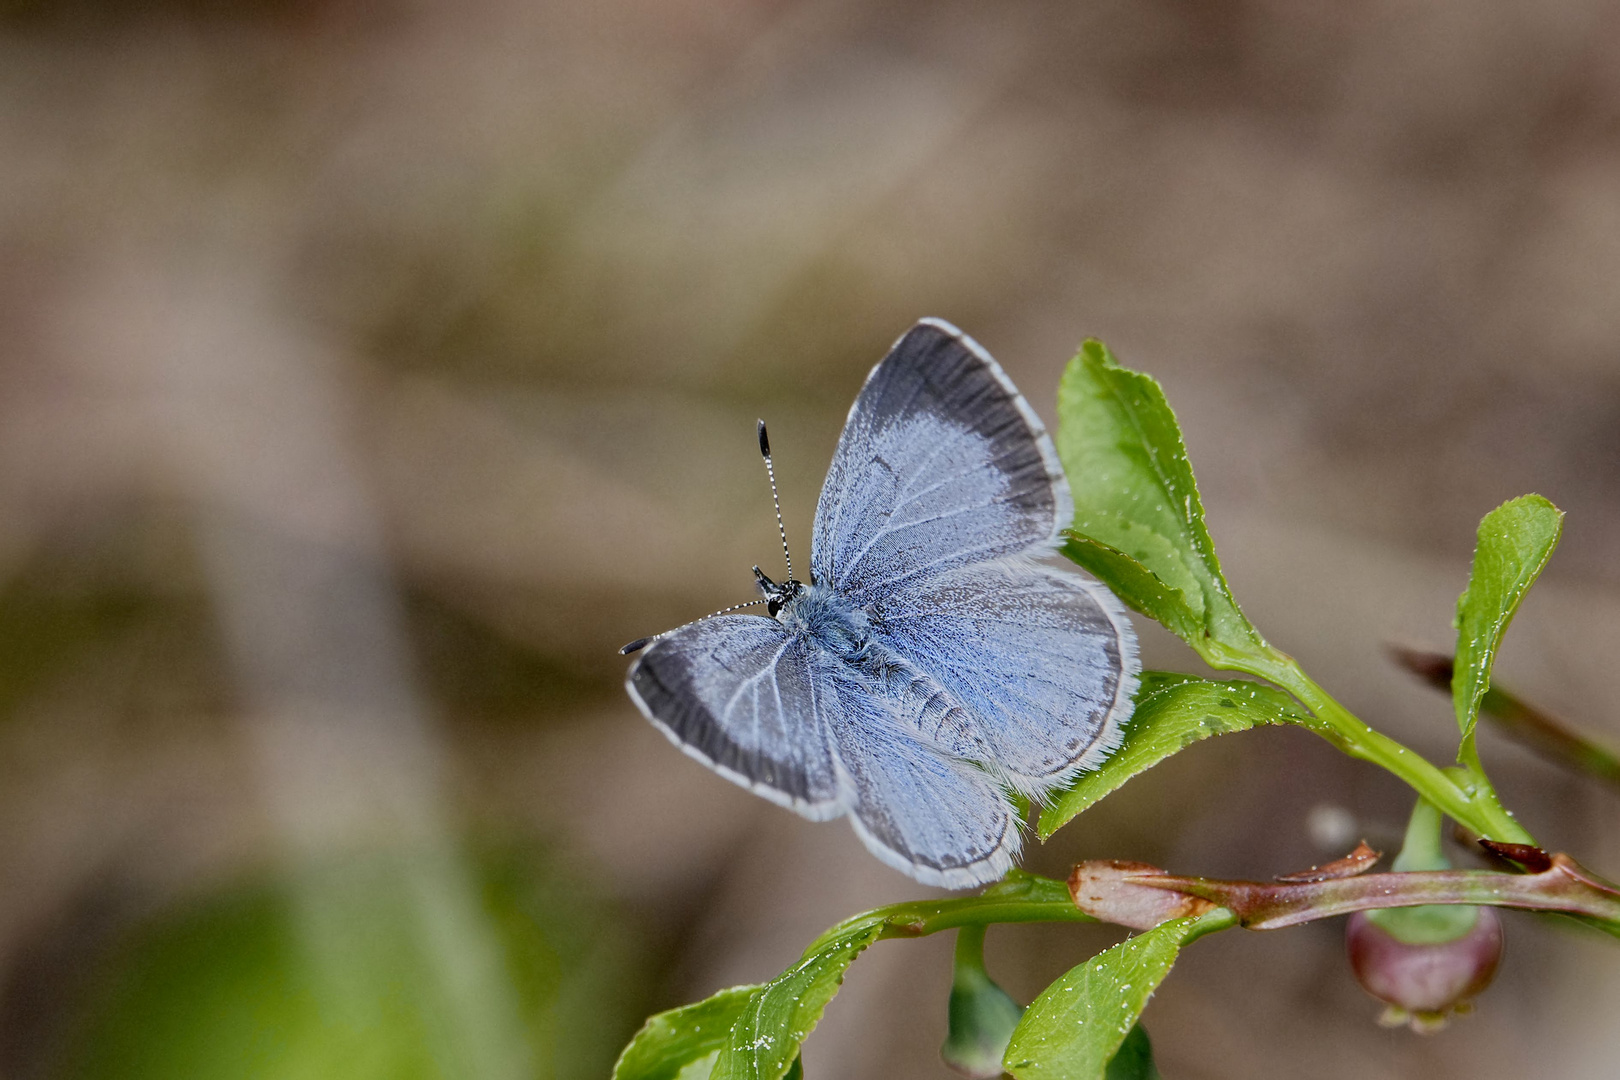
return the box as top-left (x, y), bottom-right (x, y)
top-left (1118, 854), bottom-right (1620, 931)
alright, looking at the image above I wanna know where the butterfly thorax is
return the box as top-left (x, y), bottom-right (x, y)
top-left (774, 582), bottom-right (873, 659)
top-left (776, 582), bottom-right (987, 758)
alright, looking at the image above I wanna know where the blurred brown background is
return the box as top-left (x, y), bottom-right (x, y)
top-left (1, 0), bottom-right (1619, 1077)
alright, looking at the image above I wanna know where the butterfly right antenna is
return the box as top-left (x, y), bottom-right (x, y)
top-left (757, 420), bottom-right (794, 582)
top-left (620, 422), bottom-right (793, 658)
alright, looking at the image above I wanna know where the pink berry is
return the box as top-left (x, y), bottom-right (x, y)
top-left (1345, 907), bottom-right (1503, 1031)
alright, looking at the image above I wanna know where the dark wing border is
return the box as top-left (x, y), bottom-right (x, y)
top-left (626, 617), bottom-right (844, 821)
top-left (832, 317), bottom-right (1075, 552)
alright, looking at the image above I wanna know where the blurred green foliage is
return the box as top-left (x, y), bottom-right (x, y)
top-left (59, 844), bottom-right (648, 1080)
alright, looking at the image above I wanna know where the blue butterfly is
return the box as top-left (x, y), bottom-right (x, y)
top-left (622, 319), bottom-right (1139, 888)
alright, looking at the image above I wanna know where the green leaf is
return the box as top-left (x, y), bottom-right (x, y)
top-left (678, 1056), bottom-right (718, 1080)
top-left (1004, 911), bottom-right (1230, 1080)
top-left (1038, 674), bottom-right (1309, 838)
top-left (1060, 535), bottom-right (1202, 644)
top-left (1056, 341), bottom-right (1257, 654)
top-left (711, 921), bottom-right (886, 1080)
top-left (1104, 1024), bottom-right (1160, 1080)
top-left (1056, 340), bottom-right (1260, 654)
top-left (1453, 496), bottom-right (1563, 756)
top-left (618, 874), bottom-right (1094, 1080)
top-left (613, 985), bottom-right (760, 1080)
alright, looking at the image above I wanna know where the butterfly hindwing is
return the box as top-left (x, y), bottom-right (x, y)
top-left (631, 615), bottom-right (1016, 884)
top-left (873, 560), bottom-right (1138, 795)
top-left (811, 650), bottom-right (1020, 888)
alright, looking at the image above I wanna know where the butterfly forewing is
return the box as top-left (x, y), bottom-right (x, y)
top-left (810, 319), bottom-right (1068, 604)
top-left (628, 616), bottom-right (841, 818)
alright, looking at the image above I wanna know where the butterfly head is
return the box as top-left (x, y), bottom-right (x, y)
top-left (753, 565), bottom-right (804, 617)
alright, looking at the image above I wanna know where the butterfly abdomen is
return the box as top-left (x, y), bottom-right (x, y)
top-left (780, 581), bottom-right (997, 766)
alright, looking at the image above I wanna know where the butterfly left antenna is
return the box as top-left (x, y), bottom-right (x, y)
top-left (757, 420), bottom-right (794, 582)
top-left (619, 597), bottom-right (768, 655)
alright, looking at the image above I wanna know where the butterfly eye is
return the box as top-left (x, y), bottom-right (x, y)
top-left (767, 599), bottom-right (781, 617)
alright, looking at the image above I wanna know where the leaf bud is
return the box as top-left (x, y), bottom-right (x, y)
top-left (940, 926), bottom-right (1023, 1078)
top-left (1069, 860), bottom-right (1214, 931)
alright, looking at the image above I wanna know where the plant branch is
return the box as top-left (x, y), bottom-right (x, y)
top-left (1199, 639), bottom-right (1534, 845)
top-left (1393, 647), bottom-right (1620, 792)
top-left (1075, 853), bottom-right (1620, 936)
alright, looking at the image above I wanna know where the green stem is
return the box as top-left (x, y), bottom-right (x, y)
top-left (952, 923), bottom-right (991, 983)
top-left (1372, 796), bottom-right (1480, 942)
top-left (804, 871), bottom-right (1093, 956)
top-left (1183, 906), bottom-right (1240, 942)
top-left (1201, 640), bottom-right (1533, 845)
top-left (1392, 797), bottom-right (1448, 872)
top-left (1457, 733), bottom-right (1494, 797)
